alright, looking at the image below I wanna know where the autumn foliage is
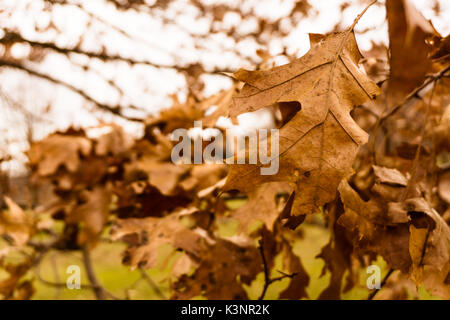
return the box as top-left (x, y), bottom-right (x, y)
top-left (0, 0), bottom-right (450, 300)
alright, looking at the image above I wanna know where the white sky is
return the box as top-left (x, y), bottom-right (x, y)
top-left (0, 0), bottom-right (449, 174)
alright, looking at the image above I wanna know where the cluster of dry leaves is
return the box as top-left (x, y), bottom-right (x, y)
top-left (1, 0), bottom-right (449, 300)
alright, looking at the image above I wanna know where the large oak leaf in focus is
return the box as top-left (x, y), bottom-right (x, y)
top-left (225, 31), bottom-right (380, 216)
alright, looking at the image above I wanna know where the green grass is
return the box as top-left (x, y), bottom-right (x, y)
top-left (26, 222), bottom-right (373, 300)
top-left (30, 242), bottom-right (180, 300)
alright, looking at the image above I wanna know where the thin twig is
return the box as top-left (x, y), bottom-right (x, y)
top-left (0, 31), bottom-right (183, 70)
top-left (379, 66), bottom-right (450, 125)
top-left (34, 268), bottom-right (94, 290)
top-left (401, 81), bottom-right (437, 200)
top-left (257, 236), bottom-right (298, 300)
top-left (81, 245), bottom-right (119, 300)
top-left (0, 31), bottom-right (237, 74)
top-left (369, 66), bottom-right (450, 162)
top-left (139, 268), bottom-right (167, 300)
top-left (50, 253), bottom-right (62, 300)
top-left (368, 268), bottom-right (394, 300)
top-left (0, 59), bottom-right (140, 121)
top-left (348, 0), bottom-right (378, 31)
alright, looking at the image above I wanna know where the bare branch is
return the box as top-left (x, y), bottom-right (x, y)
top-left (257, 235), bottom-right (298, 300)
top-left (82, 245), bottom-right (119, 300)
top-left (1, 31), bottom-right (237, 75)
top-left (367, 268), bottom-right (394, 300)
top-left (0, 59), bottom-right (141, 121)
top-left (379, 66), bottom-right (450, 124)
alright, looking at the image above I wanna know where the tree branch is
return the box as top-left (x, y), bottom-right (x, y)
top-left (367, 268), bottom-right (394, 300)
top-left (82, 245), bottom-right (112, 300)
top-left (379, 66), bottom-right (450, 124)
top-left (0, 59), bottom-right (141, 121)
top-left (257, 236), bottom-right (298, 300)
top-left (139, 268), bottom-right (167, 300)
top-left (1, 31), bottom-right (236, 74)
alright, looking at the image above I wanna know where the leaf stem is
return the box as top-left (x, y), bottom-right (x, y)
top-left (349, 0), bottom-right (378, 31)
top-left (258, 235), bottom-right (298, 300)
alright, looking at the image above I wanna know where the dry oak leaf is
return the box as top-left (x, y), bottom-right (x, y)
top-left (385, 0), bottom-right (440, 107)
top-left (28, 134), bottom-right (92, 176)
top-left (338, 179), bottom-right (412, 273)
top-left (171, 252), bottom-right (197, 279)
top-left (91, 124), bottom-right (134, 156)
top-left (231, 182), bottom-right (293, 233)
top-left (225, 30), bottom-right (380, 217)
top-left (179, 164), bottom-right (227, 195)
top-left (113, 181), bottom-right (191, 219)
top-left (200, 84), bottom-right (239, 127)
top-left (0, 257), bottom-right (33, 300)
top-left (127, 153), bottom-right (190, 196)
top-left (145, 94), bottom-right (203, 134)
top-left (0, 196), bottom-right (34, 246)
top-left (372, 271), bottom-right (418, 300)
top-left (433, 104), bottom-right (450, 152)
top-left (111, 207), bottom-right (207, 269)
top-left (277, 241), bottom-right (310, 300)
top-left (261, 227), bottom-right (310, 300)
top-left (400, 198), bottom-right (450, 299)
top-left (430, 34), bottom-right (450, 62)
top-left (134, 132), bottom-right (174, 162)
top-left (66, 186), bottom-right (111, 244)
top-left (316, 199), bottom-right (355, 300)
top-left (145, 162), bottom-right (189, 196)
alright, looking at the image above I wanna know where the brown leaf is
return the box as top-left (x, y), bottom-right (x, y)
top-left (400, 198), bottom-right (450, 299)
top-left (373, 272), bottom-right (417, 300)
top-left (200, 85), bottom-right (239, 127)
top-left (145, 94), bottom-right (203, 134)
top-left (0, 196), bottom-right (34, 246)
top-left (386, 0), bottom-right (439, 106)
top-left (338, 179), bottom-right (412, 272)
top-left (171, 238), bottom-right (262, 300)
top-left (262, 227), bottom-right (310, 300)
top-left (438, 170), bottom-right (450, 204)
top-left (171, 252), bottom-right (196, 278)
top-left (28, 133), bottom-right (92, 176)
top-left (0, 257), bottom-right (33, 300)
top-left (145, 162), bottom-right (189, 196)
top-left (231, 182), bottom-right (292, 233)
top-left (430, 34), bottom-right (450, 62)
top-left (111, 207), bottom-right (207, 269)
top-left (225, 30), bottom-right (380, 217)
top-left (179, 164), bottom-right (227, 194)
top-left (372, 165), bottom-right (408, 187)
top-left (66, 186), bottom-right (111, 244)
top-left (92, 124), bottom-right (133, 156)
top-left (278, 242), bottom-right (310, 300)
top-left (316, 199), bottom-right (354, 300)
